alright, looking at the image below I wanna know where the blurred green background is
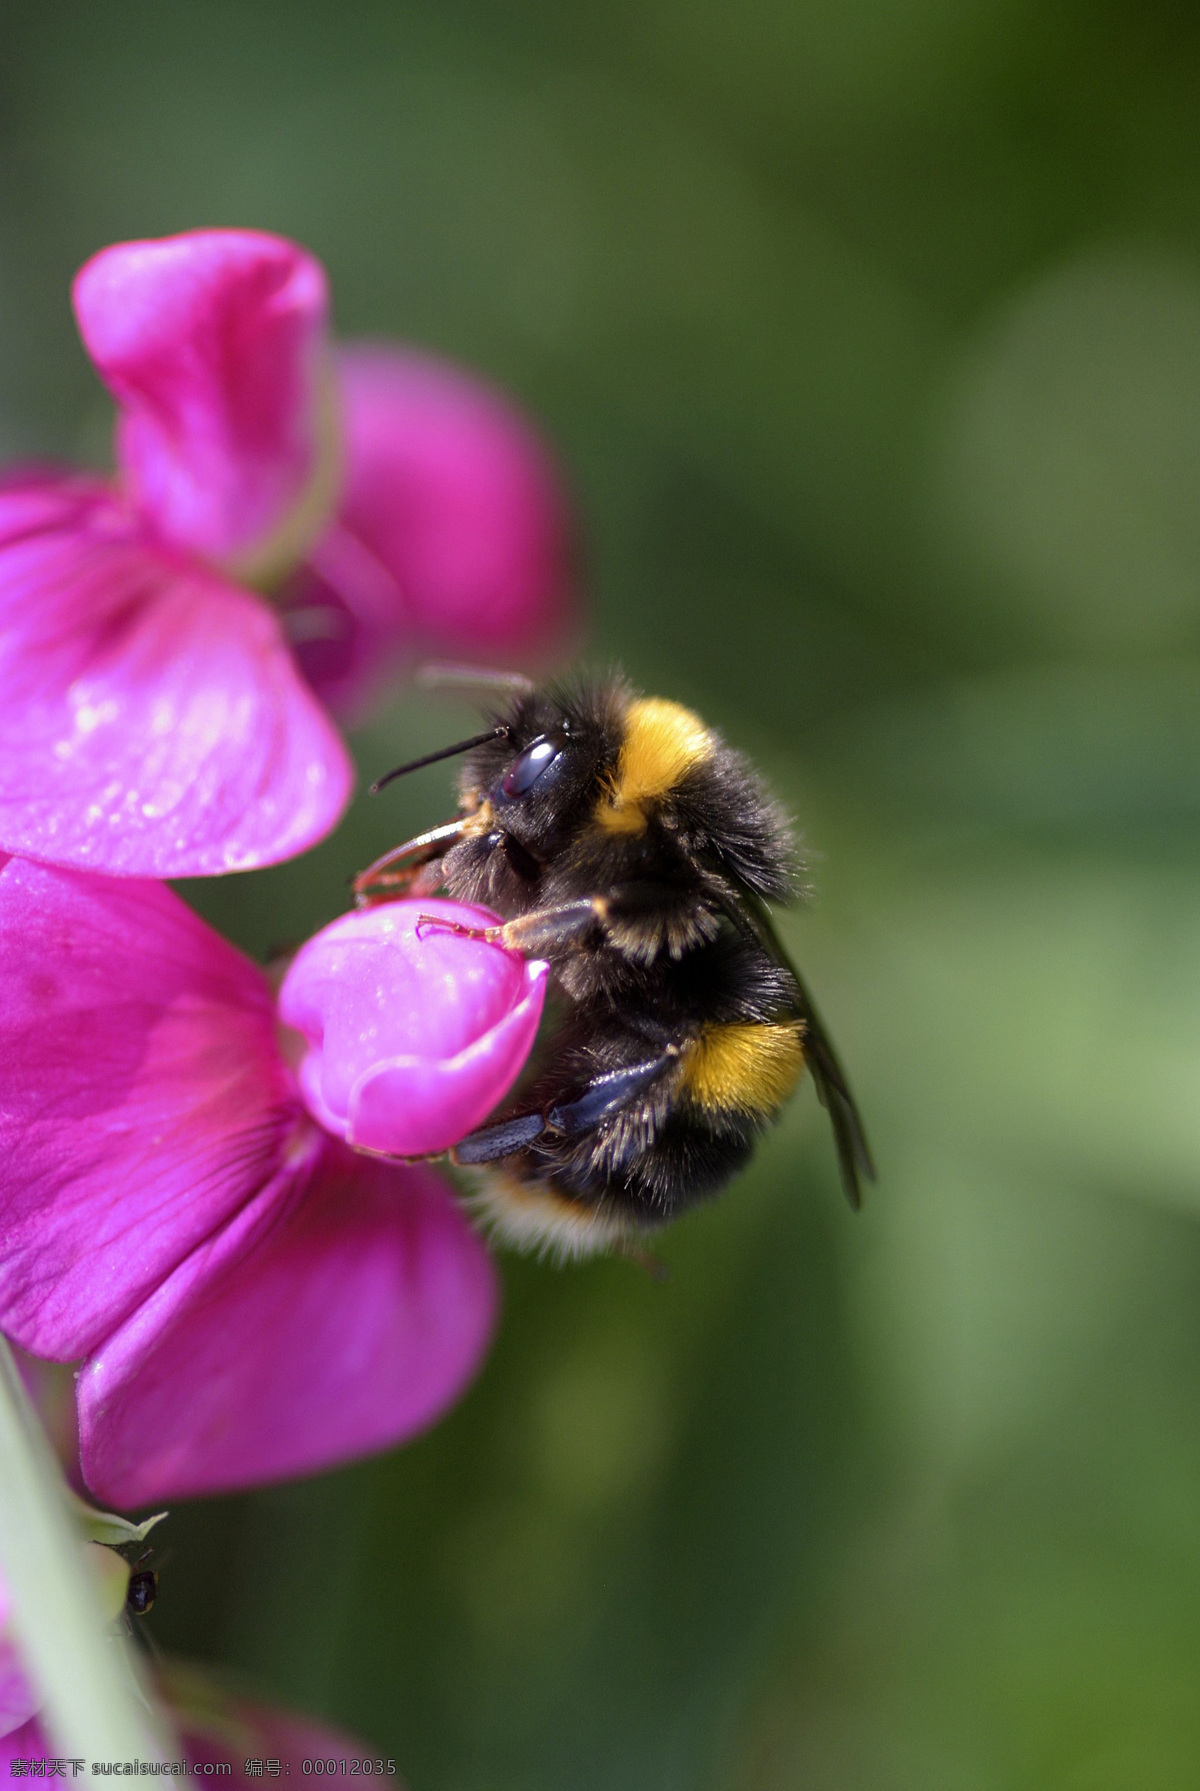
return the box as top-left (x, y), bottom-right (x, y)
top-left (6, 0), bottom-right (1200, 1783)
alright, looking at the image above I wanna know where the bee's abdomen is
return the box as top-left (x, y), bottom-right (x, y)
top-left (470, 1120), bottom-right (758, 1258)
top-left (677, 1019), bottom-right (805, 1119)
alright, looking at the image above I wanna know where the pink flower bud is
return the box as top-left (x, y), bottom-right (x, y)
top-left (278, 899), bottom-right (547, 1159)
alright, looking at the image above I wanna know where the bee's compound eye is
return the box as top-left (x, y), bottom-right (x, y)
top-left (501, 733), bottom-right (566, 799)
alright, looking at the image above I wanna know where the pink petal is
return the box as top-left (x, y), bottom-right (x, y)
top-left (0, 1715), bottom-right (43, 1763)
top-left (0, 1636), bottom-right (37, 1744)
top-left (74, 231), bottom-right (331, 572)
top-left (278, 898), bottom-right (548, 1157)
top-left (0, 857), bottom-right (303, 1360)
top-left (281, 520), bottom-right (412, 726)
top-left (0, 475), bottom-right (352, 876)
top-left (79, 1146), bottom-right (497, 1505)
top-left (288, 346), bottom-right (575, 718)
top-left (1, 1699), bottom-right (386, 1777)
top-left (0, 1579), bottom-right (37, 1742)
top-left (348, 981), bottom-right (547, 1157)
top-left (185, 1706), bottom-right (382, 1778)
top-left (165, 1667), bottom-right (389, 1776)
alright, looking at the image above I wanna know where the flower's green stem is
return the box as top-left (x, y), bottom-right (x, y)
top-left (0, 1336), bottom-right (171, 1757)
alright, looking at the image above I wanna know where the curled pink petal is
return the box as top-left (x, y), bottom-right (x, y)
top-left (348, 981), bottom-right (545, 1157)
top-left (0, 857), bottom-right (302, 1360)
top-left (278, 898), bottom-right (548, 1158)
top-left (0, 476), bottom-right (352, 876)
top-left (79, 1146), bottom-right (497, 1505)
top-left (288, 346), bottom-right (575, 718)
top-left (74, 230), bottom-right (332, 572)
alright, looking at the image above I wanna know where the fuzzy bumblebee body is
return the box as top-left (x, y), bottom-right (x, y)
top-left (356, 674), bottom-right (873, 1256)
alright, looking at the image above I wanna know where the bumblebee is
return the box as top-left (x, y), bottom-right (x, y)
top-left (355, 672), bottom-right (873, 1256)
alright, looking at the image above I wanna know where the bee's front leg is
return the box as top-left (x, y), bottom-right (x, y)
top-left (418, 897), bottom-right (609, 954)
top-left (419, 882), bottom-right (699, 958)
top-left (352, 818), bottom-right (467, 907)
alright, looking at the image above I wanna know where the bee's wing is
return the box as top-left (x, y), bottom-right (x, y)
top-left (709, 878), bottom-right (875, 1210)
top-left (785, 965), bottom-right (876, 1211)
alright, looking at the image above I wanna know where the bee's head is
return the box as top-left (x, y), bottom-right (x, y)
top-left (458, 685), bottom-right (622, 865)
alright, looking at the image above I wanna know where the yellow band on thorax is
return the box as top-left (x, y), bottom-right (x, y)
top-left (595, 697), bottom-right (713, 834)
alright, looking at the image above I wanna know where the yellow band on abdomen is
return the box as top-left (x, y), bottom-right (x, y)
top-left (680, 1021), bottom-right (806, 1115)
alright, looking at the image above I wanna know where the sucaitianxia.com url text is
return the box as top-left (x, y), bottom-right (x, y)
top-left (9, 1763), bottom-right (231, 1777)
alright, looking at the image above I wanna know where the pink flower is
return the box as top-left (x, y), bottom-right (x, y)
top-left (0, 230), bottom-right (572, 878)
top-left (0, 855), bottom-right (547, 1505)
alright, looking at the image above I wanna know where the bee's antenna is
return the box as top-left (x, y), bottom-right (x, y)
top-left (370, 726), bottom-right (512, 794)
top-left (416, 662), bottom-right (535, 698)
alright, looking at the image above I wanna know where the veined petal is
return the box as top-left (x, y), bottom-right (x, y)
top-left (0, 476), bottom-right (352, 876)
top-left (0, 858), bottom-right (303, 1360)
top-left (289, 346), bottom-right (574, 718)
top-left (74, 230), bottom-right (333, 574)
top-left (79, 1147), bottom-right (498, 1505)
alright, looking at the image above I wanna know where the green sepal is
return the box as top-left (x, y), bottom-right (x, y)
top-left (68, 1490), bottom-right (168, 1548)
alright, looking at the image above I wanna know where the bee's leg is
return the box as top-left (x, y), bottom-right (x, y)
top-left (452, 1053), bottom-right (677, 1164)
top-left (419, 898), bottom-right (608, 953)
top-left (353, 819), bottom-right (466, 906)
top-left (452, 1112), bottom-right (548, 1164)
top-left (355, 863), bottom-right (446, 906)
top-left (424, 884), bottom-right (698, 955)
top-left (615, 1242), bottom-right (672, 1283)
top-left (545, 1052), bottom-right (677, 1133)
top-left (507, 884), bottom-right (711, 959)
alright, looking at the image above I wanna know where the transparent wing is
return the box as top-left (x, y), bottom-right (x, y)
top-left (709, 877), bottom-right (875, 1210)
